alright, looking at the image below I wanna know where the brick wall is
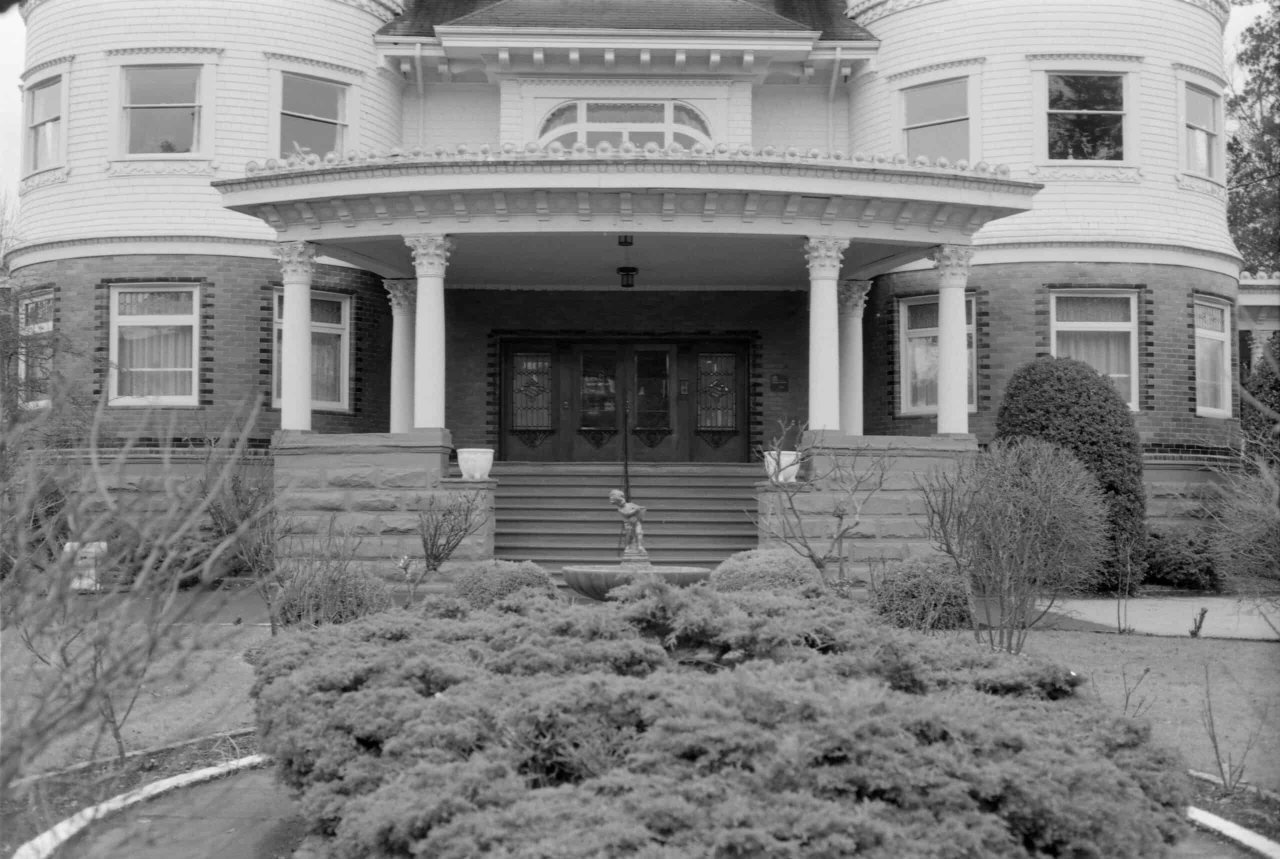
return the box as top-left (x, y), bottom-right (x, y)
top-left (11, 253), bottom-right (392, 441)
top-left (863, 260), bottom-right (1240, 456)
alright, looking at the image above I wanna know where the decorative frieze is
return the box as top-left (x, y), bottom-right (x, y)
top-left (19, 168), bottom-right (69, 195)
top-left (1175, 173), bottom-right (1226, 199)
top-left (1172, 63), bottom-right (1228, 90)
top-left (848, 0), bottom-right (950, 26)
top-left (1025, 53), bottom-right (1144, 64)
top-left (21, 55), bottom-right (74, 82)
top-left (1026, 165), bottom-right (1143, 183)
top-left (106, 46), bottom-right (224, 57)
top-left (263, 52), bottom-right (364, 78)
top-left (274, 241), bottom-right (315, 280)
top-left (838, 280), bottom-right (873, 316)
top-left (886, 57), bottom-right (985, 83)
top-left (405, 235), bottom-right (454, 278)
top-left (106, 159), bottom-right (217, 177)
top-left (383, 279), bottom-right (417, 314)
top-left (804, 238), bottom-right (850, 280)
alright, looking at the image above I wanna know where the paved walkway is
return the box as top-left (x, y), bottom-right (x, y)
top-left (1046, 596), bottom-right (1277, 640)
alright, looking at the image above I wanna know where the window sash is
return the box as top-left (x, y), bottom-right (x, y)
top-left (272, 291), bottom-right (350, 410)
top-left (1046, 74), bottom-right (1125, 161)
top-left (27, 78), bottom-right (61, 172)
top-left (1184, 85), bottom-right (1218, 177)
top-left (539, 100), bottom-right (713, 148)
top-left (124, 66), bottom-right (201, 155)
top-left (1051, 293), bottom-right (1137, 408)
top-left (900, 297), bottom-right (976, 413)
top-left (1195, 300), bottom-right (1231, 414)
top-left (280, 73), bottom-right (346, 157)
top-left (109, 286), bottom-right (199, 405)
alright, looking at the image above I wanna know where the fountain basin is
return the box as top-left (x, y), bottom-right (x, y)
top-left (561, 563), bottom-right (711, 601)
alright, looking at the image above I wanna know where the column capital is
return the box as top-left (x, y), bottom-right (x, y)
top-left (274, 241), bottom-right (315, 280)
top-left (804, 236), bottom-right (850, 280)
top-left (838, 280), bottom-right (872, 317)
top-left (405, 234), bottom-right (454, 278)
top-left (930, 244), bottom-right (973, 283)
top-left (383, 278), bottom-right (417, 314)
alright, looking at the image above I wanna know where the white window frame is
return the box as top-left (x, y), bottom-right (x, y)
top-left (1178, 74), bottom-right (1224, 183)
top-left (267, 57), bottom-right (361, 161)
top-left (108, 285), bottom-right (200, 407)
top-left (107, 60), bottom-right (217, 160)
top-left (898, 71), bottom-right (982, 164)
top-left (1031, 61), bottom-right (1139, 166)
top-left (537, 99), bottom-right (714, 150)
top-left (1050, 291), bottom-right (1139, 411)
top-left (515, 79), bottom-right (732, 148)
top-left (18, 292), bottom-right (55, 409)
top-left (1194, 296), bottom-right (1232, 418)
top-left (898, 295), bottom-right (977, 416)
top-left (24, 74), bottom-right (67, 176)
top-left (271, 289), bottom-right (351, 412)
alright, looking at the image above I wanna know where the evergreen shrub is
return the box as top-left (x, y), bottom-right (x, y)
top-left (451, 559), bottom-right (558, 608)
top-left (1242, 330), bottom-right (1280, 463)
top-left (709, 547), bottom-right (816, 592)
top-left (871, 556), bottom-right (971, 631)
top-left (1142, 529), bottom-right (1222, 592)
top-left (253, 582), bottom-right (1189, 859)
top-left (996, 357), bottom-right (1147, 592)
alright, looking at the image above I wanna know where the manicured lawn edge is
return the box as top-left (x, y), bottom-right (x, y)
top-left (10, 754), bottom-right (266, 859)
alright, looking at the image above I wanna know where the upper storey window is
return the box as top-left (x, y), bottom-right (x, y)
top-left (280, 73), bottom-right (346, 158)
top-left (539, 101), bottom-right (712, 149)
top-left (26, 77), bottom-right (62, 173)
top-left (1184, 84), bottom-right (1220, 178)
top-left (125, 66), bottom-right (201, 154)
top-left (1047, 74), bottom-right (1124, 160)
top-left (903, 77), bottom-right (968, 162)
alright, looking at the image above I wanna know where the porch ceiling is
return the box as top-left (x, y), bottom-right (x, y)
top-left (215, 146), bottom-right (1040, 280)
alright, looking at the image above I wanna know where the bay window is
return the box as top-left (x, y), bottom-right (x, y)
top-left (109, 286), bottom-right (199, 405)
top-left (900, 296), bottom-right (976, 414)
top-left (1051, 292), bottom-right (1138, 409)
top-left (273, 291), bottom-right (350, 410)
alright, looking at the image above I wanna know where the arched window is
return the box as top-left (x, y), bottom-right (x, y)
top-left (538, 100), bottom-right (712, 149)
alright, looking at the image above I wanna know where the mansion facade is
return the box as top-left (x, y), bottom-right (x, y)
top-left (8, 0), bottom-right (1280, 564)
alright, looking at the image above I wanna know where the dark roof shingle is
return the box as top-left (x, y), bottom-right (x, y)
top-left (377, 0), bottom-right (874, 41)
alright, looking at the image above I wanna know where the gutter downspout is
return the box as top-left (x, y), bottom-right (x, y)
top-left (826, 46), bottom-right (842, 153)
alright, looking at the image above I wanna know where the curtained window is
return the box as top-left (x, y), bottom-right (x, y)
top-left (18, 293), bottom-right (55, 408)
top-left (109, 286), bottom-right (198, 405)
top-left (899, 296), bottom-right (975, 414)
top-left (26, 76), bottom-right (61, 173)
top-left (1184, 84), bottom-right (1219, 178)
top-left (280, 72), bottom-right (345, 158)
top-left (1195, 298), bottom-right (1231, 416)
top-left (903, 77), bottom-right (969, 162)
top-left (273, 291), bottom-right (350, 410)
top-left (1051, 293), bottom-right (1137, 408)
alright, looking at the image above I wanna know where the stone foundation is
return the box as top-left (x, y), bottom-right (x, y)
top-left (755, 434), bottom-right (977, 575)
top-left (273, 430), bottom-right (496, 581)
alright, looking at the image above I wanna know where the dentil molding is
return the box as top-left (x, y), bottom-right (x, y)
top-left (21, 55), bottom-right (74, 82)
top-left (264, 53), bottom-right (364, 78)
top-left (1025, 53), bottom-right (1143, 64)
top-left (886, 57), bottom-right (985, 83)
top-left (106, 46), bottom-right (224, 57)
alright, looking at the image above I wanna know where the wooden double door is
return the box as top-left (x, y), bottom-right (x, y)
top-left (500, 338), bottom-right (750, 462)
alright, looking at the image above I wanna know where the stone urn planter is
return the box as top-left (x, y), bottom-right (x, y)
top-left (561, 564), bottom-right (711, 601)
top-left (763, 450), bottom-right (800, 483)
top-left (456, 448), bottom-right (495, 480)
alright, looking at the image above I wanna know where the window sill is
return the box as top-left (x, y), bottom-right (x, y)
top-left (18, 166), bottom-right (69, 194)
top-left (899, 408), bottom-right (979, 417)
top-left (108, 398), bottom-right (200, 408)
top-left (270, 403), bottom-right (352, 414)
top-left (105, 158), bottom-right (216, 177)
top-left (1195, 407), bottom-right (1231, 419)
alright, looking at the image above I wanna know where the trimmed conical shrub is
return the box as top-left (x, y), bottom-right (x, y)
top-left (995, 356), bottom-right (1146, 592)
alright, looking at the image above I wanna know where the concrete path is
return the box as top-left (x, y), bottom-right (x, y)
top-left (1047, 596), bottom-right (1278, 640)
top-left (56, 769), bottom-right (303, 859)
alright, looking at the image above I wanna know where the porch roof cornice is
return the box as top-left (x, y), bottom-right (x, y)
top-left (214, 145), bottom-right (1039, 245)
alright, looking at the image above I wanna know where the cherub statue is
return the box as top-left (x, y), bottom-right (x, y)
top-left (608, 489), bottom-right (646, 557)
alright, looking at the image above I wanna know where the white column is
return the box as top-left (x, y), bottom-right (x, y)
top-left (804, 237), bottom-right (849, 432)
top-left (383, 279), bottom-right (416, 434)
top-left (275, 241), bottom-right (315, 432)
top-left (405, 234), bottom-right (453, 429)
top-left (838, 279), bottom-right (872, 435)
top-left (931, 244), bottom-right (973, 435)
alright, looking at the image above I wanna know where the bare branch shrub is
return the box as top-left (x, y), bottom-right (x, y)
top-left (1201, 664), bottom-right (1269, 792)
top-left (0, 402), bottom-right (271, 792)
top-left (918, 437), bottom-right (1108, 654)
top-left (201, 442), bottom-right (280, 633)
top-left (409, 491), bottom-right (490, 605)
top-left (276, 519), bottom-right (390, 629)
top-left (1204, 456), bottom-right (1280, 606)
top-left (750, 422), bottom-right (890, 590)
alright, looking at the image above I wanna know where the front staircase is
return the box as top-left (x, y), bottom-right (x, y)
top-left (490, 462), bottom-right (761, 569)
